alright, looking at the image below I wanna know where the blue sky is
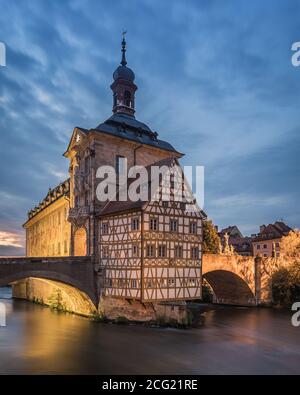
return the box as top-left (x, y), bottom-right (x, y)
top-left (0, 0), bottom-right (300, 255)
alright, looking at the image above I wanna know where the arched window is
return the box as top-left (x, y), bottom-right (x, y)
top-left (124, 91), bottom-right (131, 107)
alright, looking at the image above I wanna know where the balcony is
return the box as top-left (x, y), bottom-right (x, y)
top-left (68, 206), bottom-right (90, 221)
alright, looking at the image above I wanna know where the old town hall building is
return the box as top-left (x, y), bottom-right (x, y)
top-left (23, 37), bottom-right (205, 304)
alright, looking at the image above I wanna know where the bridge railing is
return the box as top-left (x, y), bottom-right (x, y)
top-left (0, 256), bottom-right (92, 264)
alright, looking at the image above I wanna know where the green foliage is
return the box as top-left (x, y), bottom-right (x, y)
top-left (202, 282), bottom-right (214, 303)
top-left (202, 220), bottom-right (221, 254)
top-left (272, 263), bottom-right (300, 306)
top-left (48, 289), bottom-right (67, 312)
top-left (91, 312), bottom-right (106, 322)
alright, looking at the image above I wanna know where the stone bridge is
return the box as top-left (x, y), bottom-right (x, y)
top-left (202, 254), bottom-right (272, 306)
top-left (0, 256), bottom-right (99, 314)
top-left (0, 254), bottom-right (273, 313)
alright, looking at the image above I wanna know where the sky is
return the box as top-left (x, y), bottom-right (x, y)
top-left (0, 0), bottom-right (300, 255)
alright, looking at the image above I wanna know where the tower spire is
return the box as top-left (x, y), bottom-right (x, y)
top-left (121, 30), bottom-right (127, 66)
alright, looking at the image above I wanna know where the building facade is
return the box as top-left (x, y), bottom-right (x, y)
top-left (252, 221), bottom-right (292, 258)
top-left (23, 37), bottom-right (205, 307)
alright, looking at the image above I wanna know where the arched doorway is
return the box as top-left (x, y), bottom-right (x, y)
top-left (74, 227), bottom-right (87, 256)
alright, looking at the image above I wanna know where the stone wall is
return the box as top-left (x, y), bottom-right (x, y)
top-left (99, 295), bottom-right (189, 325)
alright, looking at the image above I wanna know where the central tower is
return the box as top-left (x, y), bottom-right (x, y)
top-left (110, 33), bottom-right (137, 117)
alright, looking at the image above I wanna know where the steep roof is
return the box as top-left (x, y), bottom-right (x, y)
top-left (94, 113), bottom-right (181, 154)
top-left (252, 221), bottom-right (292, 242)
top-left (99, 157), bottom-right (205, 217)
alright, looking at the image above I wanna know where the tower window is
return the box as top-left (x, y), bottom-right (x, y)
top-left (113, 93), bottom-right (117, 107)
top-left (124, 90), bottom-right (131, 107)
top-left (116, 155), bottom-right (126, 175)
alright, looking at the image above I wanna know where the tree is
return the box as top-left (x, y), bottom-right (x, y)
top-left (272, 230), bottom-right (300, 305)
top-left (202, 220), bottom-right (221, 254)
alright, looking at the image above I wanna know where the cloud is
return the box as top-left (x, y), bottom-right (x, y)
top-left (0, 0), bottom-right (299, 240)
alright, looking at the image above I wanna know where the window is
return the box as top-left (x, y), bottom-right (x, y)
top-left (102, 246), bottom-right (109, 258)
top-left (168, 278), bottom-right (175, 287)
top-left (131, 279), bottom-right (137, 289)
top-left (191, 247), bottom-right (199, 260)
top-left (84, 157), bottom-right (89, 174)
top-left (263, 253), bottom-right (268, 257)
top-left (106, 278), bottom-right (113, 287)
top-left (147, 279), bottom-right (153, 288)
top-left (276, 242), bottom-right (280, 248)
top-left (161, 278), bottom-right (168, 287)
top-left (158, 245), bottom-right (166, 258)
top-left (150, 217), bottom-right (158, 231)
top-left (131, 217), bottom-right (140, 231)
top-left (180, 202), bottom-right (186, 211)
top-left (162, 201), bottom-right (168, 208)
top-left (124, 90), bottom-right (131, 107)
top-left (146, 244), bottom-right (155, 257)
top-left (189, 278), bottom-right (196, 287)
top-left (116, 155), bottom-right (126, 175)
top-left (132, 243), bottom-right (139, 257)
top-left (170, 219), bottom-right (178, 232)
top-left (102, 222), bottom-right (109, 235)
top-left (189, 222), bottom-right (197, 234)
top-left (175, 245), bottom-right (183, 258)
top-left (84, 191), bottom-right (89, 206)
top-left (257, 244), bottom-right (261, 250)
top-left (263, 244), bottom-right (267, 249)
top-left (113, 93), bottom-right (117, 107)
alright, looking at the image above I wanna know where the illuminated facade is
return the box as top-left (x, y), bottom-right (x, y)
top-left (23, 37), bottom-right (205, 304)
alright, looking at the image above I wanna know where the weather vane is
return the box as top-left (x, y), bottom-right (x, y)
top-left (122, 30), bottom-right (127, 39)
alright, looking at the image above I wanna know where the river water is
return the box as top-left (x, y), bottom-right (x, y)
top-left (0, 286), bottom-right (299, 374)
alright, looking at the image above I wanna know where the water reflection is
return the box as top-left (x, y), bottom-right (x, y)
top-left (0, 287), bottom-right (300, 374)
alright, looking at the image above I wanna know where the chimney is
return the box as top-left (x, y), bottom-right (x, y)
top-left (259, 225), bottom-right (266, 233)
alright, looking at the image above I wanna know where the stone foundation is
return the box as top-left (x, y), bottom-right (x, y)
top-left (99, 296), bottom-right (190, 325)
top-left (11, 279), bottom-right (190, 325)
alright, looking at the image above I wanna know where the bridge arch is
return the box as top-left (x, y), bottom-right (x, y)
top-left (11, 277), bottom-right (97, 316)
top-left (203, 270), bottom-right (256, 305)
top-left (0, 257), bottom-right (98, 314)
